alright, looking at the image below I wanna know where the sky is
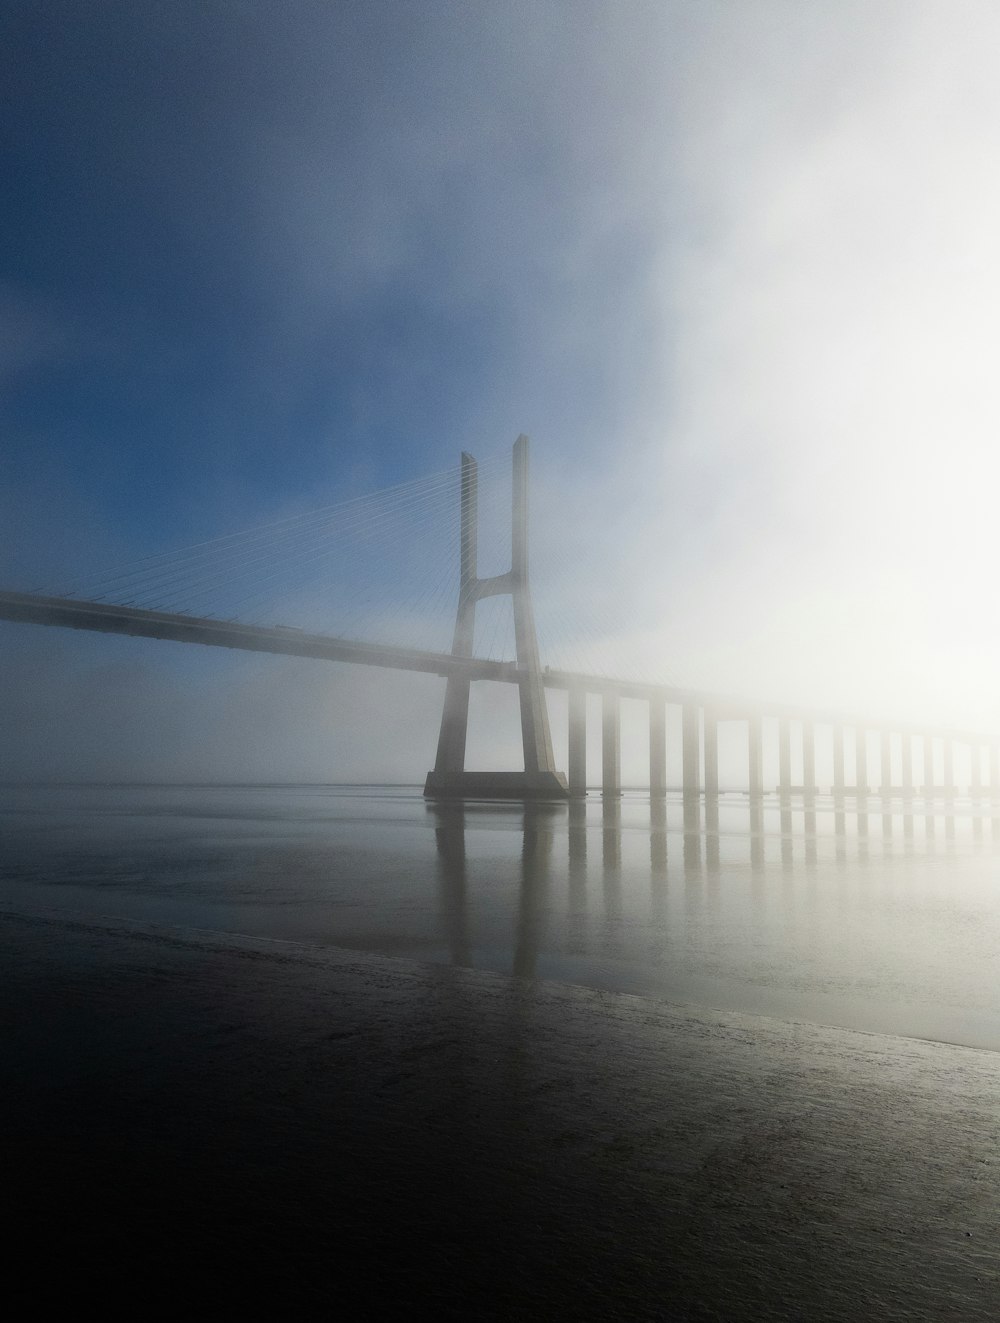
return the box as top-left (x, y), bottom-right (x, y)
top-left (3, 0), bottom-right (1000, 784)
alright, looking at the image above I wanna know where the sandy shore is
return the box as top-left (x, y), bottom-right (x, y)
top-left (2, 907), bottom-right (998, 1318)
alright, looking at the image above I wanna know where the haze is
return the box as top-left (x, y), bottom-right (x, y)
top-left (3, 1), bottom-right (999, 783)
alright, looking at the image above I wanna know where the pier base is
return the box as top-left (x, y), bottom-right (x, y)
top-left (424, 770), bottom-right (569, 800)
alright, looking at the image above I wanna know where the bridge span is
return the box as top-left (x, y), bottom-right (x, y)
top-left (2, 438), bottom-right (998, 800)
top-left (2, 585), bottom-right (998, 803)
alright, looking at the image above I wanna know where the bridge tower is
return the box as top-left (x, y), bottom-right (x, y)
top-left (424, 436), bottom-right (569, 799)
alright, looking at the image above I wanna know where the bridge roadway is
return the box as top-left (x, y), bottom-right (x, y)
top-left (1, 589), bottom-right (727, 705)
top-left (0, 587), bottom-right (994, 751)
top-left (0, 588), bottom-right (993, 749)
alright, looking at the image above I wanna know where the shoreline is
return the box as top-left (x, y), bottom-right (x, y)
top-left (7, 903), bottom-right (1000, 1059)
top-left (3, 907), bottom-right (999, 1317)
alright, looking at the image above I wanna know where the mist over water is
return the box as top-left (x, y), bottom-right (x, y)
top-left (5, 781), bottom-right (1000, 1051)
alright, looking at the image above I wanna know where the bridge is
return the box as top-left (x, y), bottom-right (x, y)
top-left (2, 436), bottom-right (998, 801)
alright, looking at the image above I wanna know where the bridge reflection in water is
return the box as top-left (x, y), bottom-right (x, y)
top-left (425, 789), bottom-right (1000, 1048)
top-left (4, 778), bottom-right (999, 1047)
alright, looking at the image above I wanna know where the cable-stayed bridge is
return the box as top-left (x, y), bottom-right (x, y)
top-left (1, 436), bottom-right (998, 800)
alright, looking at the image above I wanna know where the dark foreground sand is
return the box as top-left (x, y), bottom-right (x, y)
top-left (2, 908), bottom-right (998, 1319)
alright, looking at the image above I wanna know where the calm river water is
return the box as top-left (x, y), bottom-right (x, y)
top-left (3, 782), bottom-right (999, 1049)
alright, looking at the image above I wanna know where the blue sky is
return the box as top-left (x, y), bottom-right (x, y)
top-left (4, 1), bottom-right (1000, 781)
top-left (2, 0), bottom-right (669, 549)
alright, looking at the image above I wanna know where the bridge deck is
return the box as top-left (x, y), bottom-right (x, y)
top-left (0, 590), bottom-right (992, 742)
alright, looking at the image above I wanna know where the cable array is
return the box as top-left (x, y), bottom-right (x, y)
top-left (46, 458), bottom-right (500, 658)
top-left (41, 452), bottom-right (681, 682)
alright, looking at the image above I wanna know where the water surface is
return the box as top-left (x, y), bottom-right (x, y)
top-left (3, 782), bottom-right (999, 1048)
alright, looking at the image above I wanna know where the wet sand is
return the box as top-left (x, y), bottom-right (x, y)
top-left (2, 907), bottom-right (998, 1319)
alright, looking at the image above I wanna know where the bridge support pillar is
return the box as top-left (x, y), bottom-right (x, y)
top-left (649, 695), bottom-right (666, 797)
top-left (855, 727), bottom-right (868, 795)
top-left (704, 708), bottom-right (719, 797)
top-left (425, 438), bottom-right (568, 800)
top-left (748, 714), bottom-right (763, 800)
top-left (943, 737), bottom-right (954, 800)
top-left (778, 718), bottom-right (791, 798)
top-left (603, 692), bottom-right (621, 797)
top-left (568, 688), bottom-right (587, 796)
top-left (925, 735), bottom-right (936, 795)
top-left (991, 745), bottom-right (999, 800)
top-left (682, 704), bottom-right (700, 799)
top-left (833, 724), bottom-right (845, 798)
top-left (803, 720), bottom-right (816, 802)
top-left (902, 734), bottom-right (913, 798)
top-left (880, 730), bottom-right (891, 798)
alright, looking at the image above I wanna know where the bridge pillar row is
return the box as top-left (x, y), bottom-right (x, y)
top-left (649, 695), bottom-right (667, 798)
top-left (602, 692), bottom-right (622, 798)
top-left (568, 688), bottom-right (587, 796)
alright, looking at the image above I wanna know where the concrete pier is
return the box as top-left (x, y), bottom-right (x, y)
top-left (992, 746), bottom-right (999, 800)
top-left (703, 708), bottom-right (719, 798)
top-left (648, 696), bottom-right (666, 798)
top-left (748, 714), bottom-right (763, 800)
top-left (880, 730), bottom-right (891, 798)
top-left (924, 735), bottom-right (936, 793)
top-left (901, 734), bottom-right (913, 797)
top-left (602, 692), bottom-right (621, 797)
top-left (833, 725), bottom-right (845, 797)
top-left (682, 704), bottom-right (700, 799)
top-left (971, 743), bottom-right (982, 800)
top-left (778, 718), bottom-right (791, 798)
top-left (855, 727), bottom-right (868, 795)
top-left (802, 721), bottom-right (816, 801)
top-left (568, 688), bottom-right (587, 796)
